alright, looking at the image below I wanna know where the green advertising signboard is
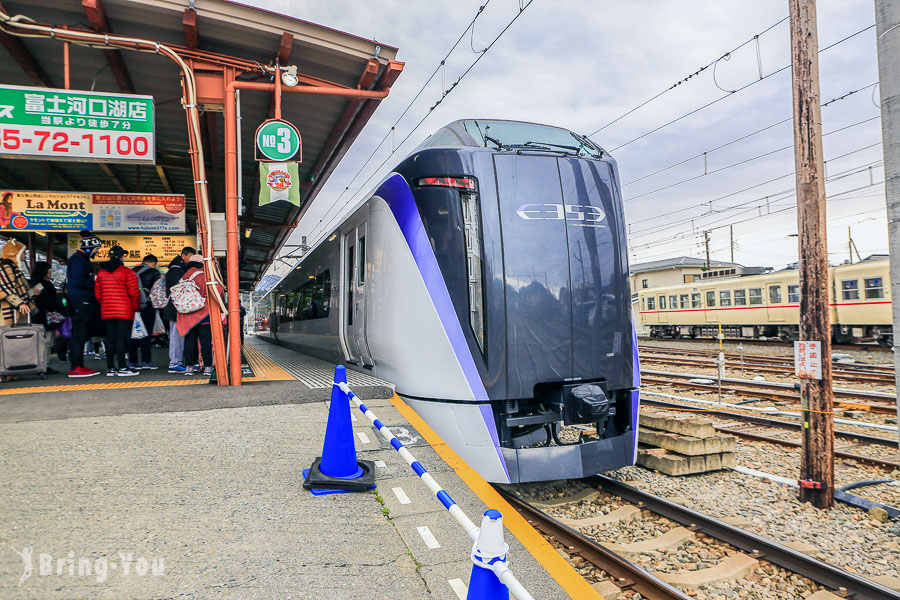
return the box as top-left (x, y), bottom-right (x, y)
top-left (0, 84), bottom-right (155, 164)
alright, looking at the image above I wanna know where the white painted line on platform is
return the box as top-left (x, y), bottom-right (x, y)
top-left (392, 487), bottom-right (412, 505)
top-left (448, 578), bottom-right (468, 599)
top-left (416, 525), bottom-right (441, 549)
top-left (350, 412), bottom-right (358, 422)
top-left (374, 460), bottom-right (386, 468)
top-left (357, 431), bottom-right (371, 444)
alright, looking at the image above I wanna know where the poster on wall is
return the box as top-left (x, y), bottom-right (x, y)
top-left (67, 234), bottom-right (197, 264)
top-left (0, 190), bottom-right (185, 232)
top-left (0, 190), bottom-right (92, 230)
top-left (92, 194), bottom-right (185, 232)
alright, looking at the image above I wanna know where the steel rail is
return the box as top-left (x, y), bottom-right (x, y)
top-left (639, 354), bottom-right (896, 384)
top-left (637, 336), bottom-right (892, 352)
top-left (712, 425), bottom-right (900, 469)
top-left (641, 397), bottom-right (898, 446)
top-left (494, 488), bottom-right (693, 600)
top-left (592, 476), bottom-right (900, 600)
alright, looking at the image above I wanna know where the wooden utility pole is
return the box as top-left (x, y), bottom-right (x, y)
top-left (873, 0), bottom-right (900, 457)
top-left (730, 225), bottom-right (734, 263)
top-left (703, 230), bottom-right (711, 269)
top-left (789, 0), bottom-right (834, 508)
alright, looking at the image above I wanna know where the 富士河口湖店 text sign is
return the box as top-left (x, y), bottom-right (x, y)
top-left (0, 85), bottom-right (154, 164)
top-left (0, 190), bottom-right (184, 232)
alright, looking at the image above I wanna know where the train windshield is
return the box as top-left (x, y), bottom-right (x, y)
top-left (462, 120), bottom-right (604, 158)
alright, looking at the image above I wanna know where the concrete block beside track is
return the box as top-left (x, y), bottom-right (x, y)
top-left (637, 448), bottom-right (737, 475)
top-left (639, 411), bottom-right (719, 438)
top-left (638, 427), bottom-right (737, 455)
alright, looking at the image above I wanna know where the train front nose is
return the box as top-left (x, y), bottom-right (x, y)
top-left (493, 153), bottom-right (637, 481)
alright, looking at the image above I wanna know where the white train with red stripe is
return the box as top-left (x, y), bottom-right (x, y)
top-left (637, 258), bottom-right (892, 346)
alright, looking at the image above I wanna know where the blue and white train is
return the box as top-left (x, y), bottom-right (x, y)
top-left (261, 119), bottom-right (640, 483)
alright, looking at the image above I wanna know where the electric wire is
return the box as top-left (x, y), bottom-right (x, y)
top-left (606, 24), bottom-right (876, 153)
top-left (305, 1), bottom-right (495, 242)
top-left (589, 16), bottom-right (789, 135)
top-left (622, 82), bottom-right (879, 188)
top-left (307, 0), bottom-right (536, 249)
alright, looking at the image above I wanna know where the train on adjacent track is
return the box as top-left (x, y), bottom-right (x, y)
top-left (260, 119), bottom-right (639, 484)
top-left (637, 258), bottom-right (893, 346)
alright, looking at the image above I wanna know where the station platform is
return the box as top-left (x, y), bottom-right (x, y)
top-left (0, 336), bottom-right (589, 599)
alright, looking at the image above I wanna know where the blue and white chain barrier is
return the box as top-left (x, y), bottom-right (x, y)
top-left (337, 380), bottom-right (535, 600)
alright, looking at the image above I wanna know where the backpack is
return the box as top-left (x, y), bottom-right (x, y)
top-left (133, 265), bottom-right (150, 310)
top-left (169, 271), bottom-right (205, 314)
top-left (149, 276), bottom-right (169, 309)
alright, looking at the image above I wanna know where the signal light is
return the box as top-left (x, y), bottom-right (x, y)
top-left (416, 176), bottom-right (476, 191)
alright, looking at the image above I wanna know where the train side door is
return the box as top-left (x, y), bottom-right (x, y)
top-left (342, 220), bottom-right (373, 367)
top-left (766, 283), bottom-right (785, 322)
top-left (702, 287), bottom-right (717, 323)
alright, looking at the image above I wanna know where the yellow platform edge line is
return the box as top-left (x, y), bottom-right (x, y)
top-left (242, 344), bottom-right (295, 381)
top-left (388, 394), bottom-right (600, 600)
top-left (0, 378), bottom-right (207, 396)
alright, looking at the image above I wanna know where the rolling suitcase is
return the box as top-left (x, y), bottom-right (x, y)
top-left (0, 315), bottom-right (47, 381)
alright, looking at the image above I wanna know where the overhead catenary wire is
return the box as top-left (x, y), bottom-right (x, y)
top-left (624, 115), bottom-right (881, 202)
top-left (605, 24), bottom-right (876, 153)
top-left (589, 16), bottom-right (789, 135)
top-left (305, 1), bottom-right (496, 242)
top-left (622, 82), bottom-right (879, 189)
top-left (307, 0), bottom-right (536, 249)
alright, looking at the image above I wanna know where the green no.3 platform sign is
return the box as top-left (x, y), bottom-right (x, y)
top-left (255, 119), bottom-right (302, 162)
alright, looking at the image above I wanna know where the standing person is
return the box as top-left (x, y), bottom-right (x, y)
top-left (176, 253), bottom-right (219, 376)
top-left (163, 246), bottom-right (193, 374)
top-left (0, 239), bottom-right (34, 326)
top-left (94, 245), bottom-right (140, 377)
top-left (128, 254), bottom-right (161, 370)
top-left (66, 231), bottom-right (102, 378)
top-left (28, 261), bottom-right (63, 375)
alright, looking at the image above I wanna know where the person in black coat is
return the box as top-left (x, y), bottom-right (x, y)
top-left (127, 254), bottom-right (161, 369)
top-left (28, 261), bottom-right (62, 375)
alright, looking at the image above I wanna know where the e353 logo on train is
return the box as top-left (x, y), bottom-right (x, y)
top-left (516, 203), bottom-right (606, 227)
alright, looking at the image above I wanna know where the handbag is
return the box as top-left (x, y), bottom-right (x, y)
top-left (59, 317), bottom-right (72, 339)
top-left (131, 312), bottom-right (148, 339)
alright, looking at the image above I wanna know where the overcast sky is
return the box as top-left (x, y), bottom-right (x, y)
top-left (250, 0), bottom-right (886, 283)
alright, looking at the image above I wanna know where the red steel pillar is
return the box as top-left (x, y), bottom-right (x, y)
top-left (224, 67), bottom-right (242, 385)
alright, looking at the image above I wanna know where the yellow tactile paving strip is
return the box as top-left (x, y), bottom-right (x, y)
top-left (242, 344), bottom-right (295, 381)
top-left (0, 344), bottom-right (296, 396)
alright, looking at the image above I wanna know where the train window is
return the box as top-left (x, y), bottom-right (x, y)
top-left (734, 289), bottom-right (746, 306)
top-left (669, 295), bottom-right (677, 309)
top-left (641, 297), bottom-right (645, 310)
top-left (680, 294), bottom-right (689, 309)
top-left (749, 288), bottom-right (763, 305)
top-left (658, 295), bottom-right (666, 309)
top-left (347, 244), bottom-right (354, 326)
top-left (719, 290), bottom-right (731, 306)
top-left (642, 279), bottom-right (648, 289)
top-left (788, 285), bottom-right (800, 303)
top-left (841, 280), bottom-right (859, 300)
top-left (358, 236), bottom-right (366, 285)
top-left (865, 278), bottom-right (884, 299)
top-left (461, 187), bottom-right (486, 352)
top-left (647, 297), bottom-right (655, 310)
top-left (706, 291), bottom-right (715, 307)
top-left (691, 293), bottom-right (701, 308)
top-left (769, 286), bottom-right (782, 304)
top-left (314, 271), bottom-right (331, 318)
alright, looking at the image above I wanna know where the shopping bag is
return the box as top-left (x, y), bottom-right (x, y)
top-left (131, 312), bottom-right (148, 339)
top-left (59, 317), bottom-right (72, 339)
top-left (151, 312), bottom-right (165, 336)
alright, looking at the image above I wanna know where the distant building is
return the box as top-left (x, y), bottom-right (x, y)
top-left (629, 256), bottom-right (767, 294)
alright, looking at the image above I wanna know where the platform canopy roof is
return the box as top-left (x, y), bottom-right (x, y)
top-left (0, 0), bottom-right (401, 289)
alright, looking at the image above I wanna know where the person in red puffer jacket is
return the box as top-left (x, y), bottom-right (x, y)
top-left (95, 245), bottom-right (140, 377)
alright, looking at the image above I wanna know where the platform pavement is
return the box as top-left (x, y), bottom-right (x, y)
top-left (0, 339), bottom-right (582, 599)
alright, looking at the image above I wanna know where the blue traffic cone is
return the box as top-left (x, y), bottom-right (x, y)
top-left (467, 510), bottom-right (510, 599)
top-left (302, 365), bottom-right (376, 494)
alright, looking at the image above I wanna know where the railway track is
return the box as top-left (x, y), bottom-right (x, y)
top-left (640, 397), bottom-right (900, 471)
top-left (641, 369), bottom-right (900, 414)
top-left (638, 346), bottom-right (896, 386)
top-left (637, 336), bottom-right (893, 353)
top-left (640, 350), bottom-right (895, 386)
top-left (498, 478), bottom-right (900, 600)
